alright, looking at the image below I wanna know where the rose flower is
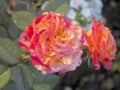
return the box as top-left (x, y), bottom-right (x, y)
top-left (18, 12), bottom-right (83, 74)
top-left (87, 19), bottom-right (117, 70)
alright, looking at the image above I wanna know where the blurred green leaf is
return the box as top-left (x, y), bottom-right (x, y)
top-left (113, 62), bottom-right (120, 72)
top-left (0, 38), bottom-right (20, 65)
top-left (0, 11), bottom-right (11, 26)
top-left (113, 51), bottom-right (120, 72)
top-left (29, 62), bottom-right (59, 89)
top-left (8, 24), bottom-right (20, 39)
top-left (116, 51), bottom-right (120, 61)
top-left (21, 64), bottom-right (33, 89)
top-left (0, 64), bottom-right (7, 74)
top-left (0, 0), bottom-right (7, 11)
top-left (12, 11), bottom-right (35, 31)
top-left (44, 0), bottom-right (69, 14)
top-left (33, 84), bottom-right (50, 90)
top-left (2, 80), bottom-right (17, 90)
top-left (0, 68), bottom-right (11, 89)
top-left (0, 26), bottom-right (8, 38)
top-left (11, 67), bottom-right (25, 90)
top-left (76, 12), bottom-right (89, 26)
top-left (55, 1), bottom-right (69, 15)
top-left (34, 73), bottom-right (59, 89)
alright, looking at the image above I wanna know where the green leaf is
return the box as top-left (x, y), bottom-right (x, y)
top-left (0, 0), bottom-right (7, 11)
top-left (55, 1), bottom-right (69, 15)
top-left (0, 38), bottom-right (20, 65)
top-left (2, 80), bottom-right (17, 90)
top-left (0, 68), bottom-right (11, 89)
top-left (8, 24), bottom-right (20, 39)
top-left (29, 63), bottom-right (59, 89)
top-left (28, 62), bottom-right (59, 89)
top-left (0, 64), bottom-right (7, 74)
top-left (0, 26), bottom-right (8, 38)
top-left (21, 64), bottom-right (33, 89)
top-left (12, 11), bottom-right (35, 31)
top-left (11, 67), bottom-right (25, 90)
top-left (34, 73), bottom-right (59, 89)
top-left (33, 84), bottom-right (50, 90)
top-left (76, 12), bottom-right (89, 26)
top-left (42, 74), bottom-right (59, 88)
top-left (116, 51), bottom-right (120, 61)
top-left (44, 0), bottom-right (69, 14)
top-left (0, 11), bottom-right (11, 26)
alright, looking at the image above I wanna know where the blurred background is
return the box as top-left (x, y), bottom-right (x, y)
top-left (0, 0), bottom-right (120, 90)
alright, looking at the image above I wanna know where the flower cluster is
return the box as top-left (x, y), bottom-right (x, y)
top-left (18, 12), bottom-right (117, 74)
top-left (69, 0), bottom-right (103, 20)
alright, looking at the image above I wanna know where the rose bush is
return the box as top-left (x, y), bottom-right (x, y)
top-left (18, 12), bottom-right (83, 74)
top-left (86, 19), bottom-right (117, 70)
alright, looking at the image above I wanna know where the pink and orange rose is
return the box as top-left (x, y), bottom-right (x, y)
top-left (86, 19), bottom-right (117, 70)
top-left (18, 12), bottom-right (83, 74)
